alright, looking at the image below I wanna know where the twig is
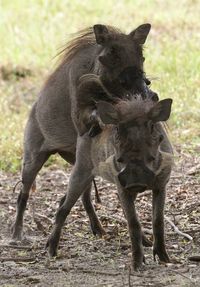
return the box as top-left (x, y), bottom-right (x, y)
top-left (142, 228), bottom-right (153, 235)
top-left (137, 190), bottom-right (152, 197)
top-left (184, 228), bottom-right (200, 234)
top-left (0, 244), bottom-right (32, 250)
top-left (102, 214), bottom-right (127, 224)
top-left (0, 200), bottom-right (8, 204)
top-left (100, 214), bottom-right (153, 234)
top-left (170, 268), bottom-right (194, 282)
top-left (128, 266), bottom-right (131, 287)
top-left (170, 175), bottom-right (199, 179)
top-left (187, 163), bottom-right (200, 175)
top-left (33, 217), bottom-right (48, 235)
top-left (34, 212), bottom-right (53, 225)
top-left (164, 216), bottom-right (193, 241)
top-left (92, 281), bottom-right (123, 287)
top-left (30, 197), bottom-right (48, 235)
top-left (188, 255), bottom-right (200, 262)
top-left (77, 267), bottom-right (120, 276)
top-left (0, 257), bottom-right (36, 262)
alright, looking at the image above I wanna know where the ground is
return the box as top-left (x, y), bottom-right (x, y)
top-left (0, 149), bottom-right (200, 287)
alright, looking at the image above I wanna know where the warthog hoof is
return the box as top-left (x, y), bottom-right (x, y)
top-left (91, 222), bottom-right (106, 237)
top-left (132, 255), bottom-right (146, 271)
top-left (131, 251), bottom-right (145, 271)
top-left (153, 245), bottom-right (170, 263)
top-left (46, 232), bottom-right (60, 257)
top-left (10, 223), bottom-right (23, 241)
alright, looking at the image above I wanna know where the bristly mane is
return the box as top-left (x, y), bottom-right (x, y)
top-left (56, 26), bottom-right (122, 65)
top-left (116, 96), bottom-right (154, 122)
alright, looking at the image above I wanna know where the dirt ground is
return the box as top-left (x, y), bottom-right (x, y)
top-left (0, 148), bottom-right (200, 287)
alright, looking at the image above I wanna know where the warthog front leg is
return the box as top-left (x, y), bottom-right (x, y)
top-left (152, 187), bottom-right (170, 263)
top-left (117, 188), bottom-right (144, 271)
top-left (46, 136), bottom-right (93, 257)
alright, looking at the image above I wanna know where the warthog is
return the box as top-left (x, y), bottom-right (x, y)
top-left (46, 97), bottom-right (173, 270)
top-left (11, 23), bottom-right (158, 242)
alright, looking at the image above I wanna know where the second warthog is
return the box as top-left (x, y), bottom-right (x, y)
top-left (46, 97), bottom-right (173, 270)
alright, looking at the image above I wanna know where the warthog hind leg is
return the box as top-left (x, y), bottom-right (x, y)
top-left (82, 186), bottom-right (106, 237)
top-left (11, 152), bottom-right (50, 241)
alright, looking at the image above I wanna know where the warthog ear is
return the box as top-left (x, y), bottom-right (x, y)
top-left (93, 24), bottom-right (110, 45)
top-left (148, 99), bottom-right (173, 122)
top-left (129, 23), bottom-right (151, 44)
top-left (96, 101), bottom-right (119, 124)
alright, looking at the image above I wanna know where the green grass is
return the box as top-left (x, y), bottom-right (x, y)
top-left (0, 0), bottom-right (200, 172)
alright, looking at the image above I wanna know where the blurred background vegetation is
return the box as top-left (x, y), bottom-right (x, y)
top-left (0, 0), bottom-right (199, 172)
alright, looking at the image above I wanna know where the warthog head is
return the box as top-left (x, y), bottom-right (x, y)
top-left (93, 23), bottom-right (157, 100)
top-left (96, 97), bottom-right (173, 192)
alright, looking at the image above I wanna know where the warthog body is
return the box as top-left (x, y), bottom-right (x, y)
top-left (46, 97), bottom-right (173, 270)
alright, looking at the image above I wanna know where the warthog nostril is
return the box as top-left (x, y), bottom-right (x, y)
top-left (117, 156), bottom-right (124, 163)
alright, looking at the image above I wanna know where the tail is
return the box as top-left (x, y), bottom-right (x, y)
top-left (93, 178), bottom-right (101, 204)
top-left (13, 180), bottom-right (23, 193)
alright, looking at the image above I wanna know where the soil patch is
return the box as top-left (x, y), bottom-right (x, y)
top-left (0, 151), bottom-right (200, 286)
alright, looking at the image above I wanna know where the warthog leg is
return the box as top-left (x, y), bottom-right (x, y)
top-left (82, 186), bottom-right (106, 237)
top-left (152, 187), bottom-right (170, 263)
top-left (11, 152), bottom-right (50, 241)
top-left (58, 151), bottom-right (104, 236)
top-left (117, 187), bottom-right (144, 271)
top-left (47, 136), bottom-right (93, 257)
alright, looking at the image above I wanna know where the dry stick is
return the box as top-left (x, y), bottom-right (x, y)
top-left (164, 216), bottom-right (193, 241)
top-left (0, 257), bottom-right (36, 262)
top-left (137, 190), bottom-right (152, 197)
top-left (188, 255), bottom-right (200, 262)
top-left (33, 217), bottom-right (48, 235)
top-left (170, 268), bottom-right (194, 283)
top-left (34, 212), bottom-right (53, 225)
top-left (128, 266), bottom-right (131, 287)
top-left (29, 198), bottom-right (49, 235)
top-left (101, 213), bottom-right (193, 240)
top-left (92, 281), bottom-right (124, 287)
top-left (0, 200), bottom-right (8, 204)
top-left (0, 244), bottom-right (32, 250)
top-left (101, 213), bottom-right (153, 235)
top-left (77, 267), bottom-right (120, 276)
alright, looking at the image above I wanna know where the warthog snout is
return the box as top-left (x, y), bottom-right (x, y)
top-left (118, 161), bottom-right (155, 191)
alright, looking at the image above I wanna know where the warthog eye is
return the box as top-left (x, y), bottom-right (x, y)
top-left (159, 134), bottom-right (164, 142)
top-left (117, 156), bottom-right (124, 163)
